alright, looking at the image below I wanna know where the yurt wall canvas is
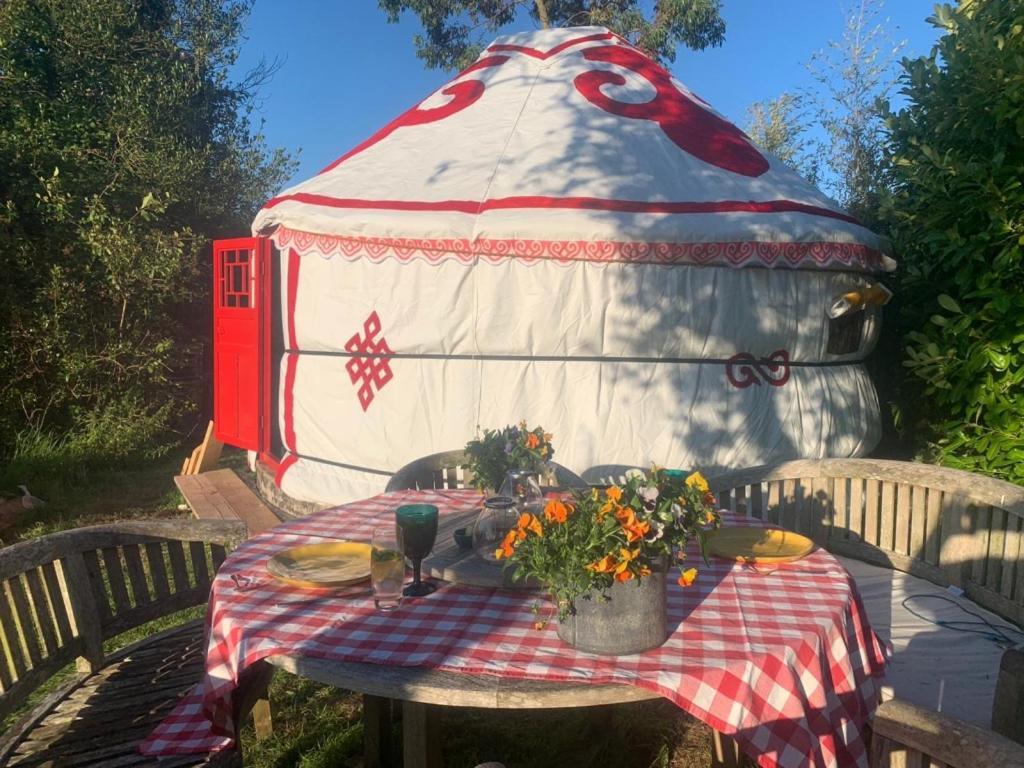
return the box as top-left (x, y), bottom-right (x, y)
top-left (231, 27), bottom-right (894, 505)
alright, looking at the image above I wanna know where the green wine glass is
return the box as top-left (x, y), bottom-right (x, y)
top-left (395, 504), bottom-right (439, 597)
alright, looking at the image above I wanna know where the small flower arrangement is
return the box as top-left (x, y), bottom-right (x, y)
top-left (496, 467), bottom-right (720, 619)
top-left (462, 421), bottom-right (554, 492)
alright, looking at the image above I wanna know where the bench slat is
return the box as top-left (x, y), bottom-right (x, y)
top-left (38, 563), bottom-right (73, 648)
top-left (145, 542), bottom-right (171, 600)
top-left (6, 576), bottom-right (41, 668)
top-left (166, 541), bottom-right (191, 594)
top-left (22, 569), bottom-right (58, 658)
top-left (122, 544), bottom-right (150, 608)
top-left (101, 547), bottom-right (132, 616)
top-left (189, 541), bottom-right (210, 592)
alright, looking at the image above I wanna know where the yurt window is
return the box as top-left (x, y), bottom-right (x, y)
top-left (827, 311), bottom-right (865, 355)
top-left (219, 249), bottom-right (252, 309)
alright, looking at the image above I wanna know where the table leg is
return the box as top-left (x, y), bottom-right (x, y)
top-left (710, 730), bottom-right (745, 767)
top-left (402, 700), bottom-right (441, 768)
top-left (364, 694), bottom-right (395, 768)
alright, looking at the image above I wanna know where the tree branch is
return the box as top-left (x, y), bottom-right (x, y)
top-left (534, 0), bottom-right (550, 28)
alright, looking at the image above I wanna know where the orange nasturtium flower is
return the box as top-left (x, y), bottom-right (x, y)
top-left (543, 499), bottom-right (570, 524)
top-left (685, 471), bottom-right (710, 492)
top-left (525, 433), bottom-right (540, 449)
top-left (606, 485), bottom-right (623, 503)
top-left (495, 529), bottom-right (518, 559)
top-left (586, 554), bottom-right (618, 573)
top-left (678, 567), bottom-right (698, 587)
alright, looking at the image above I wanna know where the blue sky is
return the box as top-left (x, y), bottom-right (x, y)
top-left (233, 1), bottom-right (943, 188)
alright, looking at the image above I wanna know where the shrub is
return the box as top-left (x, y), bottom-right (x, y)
top-left (883, 0), bottom-right (1024, 483)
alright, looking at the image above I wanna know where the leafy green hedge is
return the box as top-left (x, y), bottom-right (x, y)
top-left (884, 0), bottom-right (1024, 483)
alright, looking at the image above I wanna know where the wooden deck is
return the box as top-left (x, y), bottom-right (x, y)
top-left (174, 469), bottom-right (281, 536)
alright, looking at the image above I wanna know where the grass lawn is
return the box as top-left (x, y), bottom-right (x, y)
top-left (1, 449), bottom-right (722, 767)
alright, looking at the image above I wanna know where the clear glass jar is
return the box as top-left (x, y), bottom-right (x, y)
top-left (472, 495), bottom-right (518, 562)
top-left (499, 469), bottom-right (543, 513)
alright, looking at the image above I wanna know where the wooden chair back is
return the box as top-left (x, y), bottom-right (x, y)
top-left (385, 450), bottom-right (588, 493)
top-left (0, 519), bottom-right (245, 721)
top-left (708, 458), bottom-right (1024, 626)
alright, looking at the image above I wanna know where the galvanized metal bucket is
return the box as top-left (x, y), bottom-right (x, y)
top-left (555, 560), bottom-right (669, 655)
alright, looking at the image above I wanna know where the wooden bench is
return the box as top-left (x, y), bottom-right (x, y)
top-left (385, 450), bottom-right (587, 493)
top-left (175, 468), bottom-right (281, 536)
top-left (0, 519), bottom-right (251, 767)
top-left (709, 458), bottom-right (1024, 767)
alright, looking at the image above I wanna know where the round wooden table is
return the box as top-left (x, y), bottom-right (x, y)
top-left (265, 654), bottom-right (671, 768)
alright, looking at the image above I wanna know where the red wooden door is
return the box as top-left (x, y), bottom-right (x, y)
top-left (212, 237), bottom-right (271, 451)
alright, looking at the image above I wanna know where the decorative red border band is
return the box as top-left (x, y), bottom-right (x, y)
top-left (271, 227), bottom-right (891, 271)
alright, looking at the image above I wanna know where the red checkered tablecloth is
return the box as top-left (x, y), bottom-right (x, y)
top-left (141, 490), bottom-right (888, 767)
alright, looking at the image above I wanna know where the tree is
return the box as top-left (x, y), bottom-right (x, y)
top-left (884, 0), bottom-right (1024, 484)
top-left (744, 93), bottom-right (819, 184)
top-left (804, 0), bottom-right (903, 223)
top-left (0, 0), bottom-right (293, 461)
top-left (378, 0), bottom-right (726, 71)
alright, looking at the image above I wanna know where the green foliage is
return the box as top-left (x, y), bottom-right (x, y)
top-left (883, 0), bottom-right (1024, 483)
top-left (462, 421), bottom-right (554, 491)
top-left (378, 0), bottom-right (725, 71)
top-left (805, 0), bottom-right (904, 224)
top-left (0, 0), bottom-right (293, 457)
top-left (501, 468), bottom-right (719, 617)
top-left (745, 92), bottom-right (820, 183)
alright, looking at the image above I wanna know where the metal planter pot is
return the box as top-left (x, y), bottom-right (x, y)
top-left (556, 560), bottom-right (669, 655)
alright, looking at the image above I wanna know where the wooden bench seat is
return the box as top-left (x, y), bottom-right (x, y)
top-left (2, 622), bottom-right (220, 767)
top-left (175, 468), bottom-right (281, 536)
top-left (0, 520), bottom-right (250, 767)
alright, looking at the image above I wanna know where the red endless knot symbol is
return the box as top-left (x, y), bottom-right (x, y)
top-left (725, 349), bottom-right (791, 389)
top-left (344, 311), bottom-right (393, 411)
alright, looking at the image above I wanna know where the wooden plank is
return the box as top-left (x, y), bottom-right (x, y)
top-left (192, 420), bottom-right (223, 475)
top-left (767, 480), bottom-right (781, 525)
top-left (781, 478), bottom-right (796, 531)
top-left (58, 554), bottom-right (104, 672)
top-left (864, 478), bottom-right (880, 545)
top-left (1001, 515), bottom-right (1021, 601)
top-left (79, 551), bottom-right (111, 625)
top-left (175, 469), bottom-right (279, 536)
top-left (363, 694), bottom-right (394, 768)
top-left (401, 700), bottom-right (441, 768)
top-left (23, 569), bottom-right (59, 658)
top-left (987, 507), bottom-right (1006, 594)
top-left (895, 483), bottom-right (912, 556)
top-left (971, 505), bottom-right (992, 585)
top-left (940, 495), bottom-right (975, 588)
top-left (0, 582), bottom-right (25, 682)
top-left (749, 482), bottom-right (765, 520)
top-left (849, 478), bottom-right (864, 543)
top-left (188, 541), bottom-right (210, 591)
top-left (6, 576), bottom-right (42, 667)
top-left (924, 488), bottom-right (943, 565)
top-left (908, 485), bottom-right (927, 561)
top-left (872, 698), bottom-right (1024, 767)
top-left (39, 562), bottom-right (73, 647)
top-left (144, 542), bottom-right (170, 601)
top-left (811, 476), bottom-right (831, 545)
top-left (121, 545), bottom-right (150, 608)
top-left (735, 484), bottom-right (747, 517)
top-left (101, 547), bottom-right (132, 616)
top-left (880, 481), bottom-right (896, 551)
top-left (793, 478), bottom-right (810, 537)
top-left (832, 475), bottom-right (848, 540)
top-left (166, 541), bottom-right (191, 594)
top-left (210, 543), bottom-right (228, 573)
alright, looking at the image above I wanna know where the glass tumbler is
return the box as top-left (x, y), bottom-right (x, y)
top-left (371, 526), bottom-right (404, 610)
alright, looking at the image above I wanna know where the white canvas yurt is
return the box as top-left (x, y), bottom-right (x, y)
top-left (234, 26), bottom-right (894, 505)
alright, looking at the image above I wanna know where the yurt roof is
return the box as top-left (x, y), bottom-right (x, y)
top-left (253, 27), bottom-right (894, 272)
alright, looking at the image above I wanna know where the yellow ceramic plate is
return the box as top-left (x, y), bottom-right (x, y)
top-left (706, 528), bottom-right (815, 564)
top-left (266, 541), bottom-right (372, 588)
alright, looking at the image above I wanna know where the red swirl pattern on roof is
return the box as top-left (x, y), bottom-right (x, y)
top-left (272, 227), bottom-right (888, 271)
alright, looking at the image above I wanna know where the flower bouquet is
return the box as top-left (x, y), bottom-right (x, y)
top-left (462, 421), bottom-right (554, 493)
top-left (496, 466), bottom-right (720, 654)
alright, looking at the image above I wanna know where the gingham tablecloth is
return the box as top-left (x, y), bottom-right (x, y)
top-left (140, 490), bottom-right (888, 768)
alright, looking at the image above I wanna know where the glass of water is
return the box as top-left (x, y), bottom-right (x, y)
top-left (371, 526), bottom-right (405, 610)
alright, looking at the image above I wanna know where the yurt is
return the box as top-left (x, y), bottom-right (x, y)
top-left (212, 26), bottom-right (894, 505)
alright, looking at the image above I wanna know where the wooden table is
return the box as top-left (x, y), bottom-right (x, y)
top-left (264, 655), bottom-right (675, 768)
